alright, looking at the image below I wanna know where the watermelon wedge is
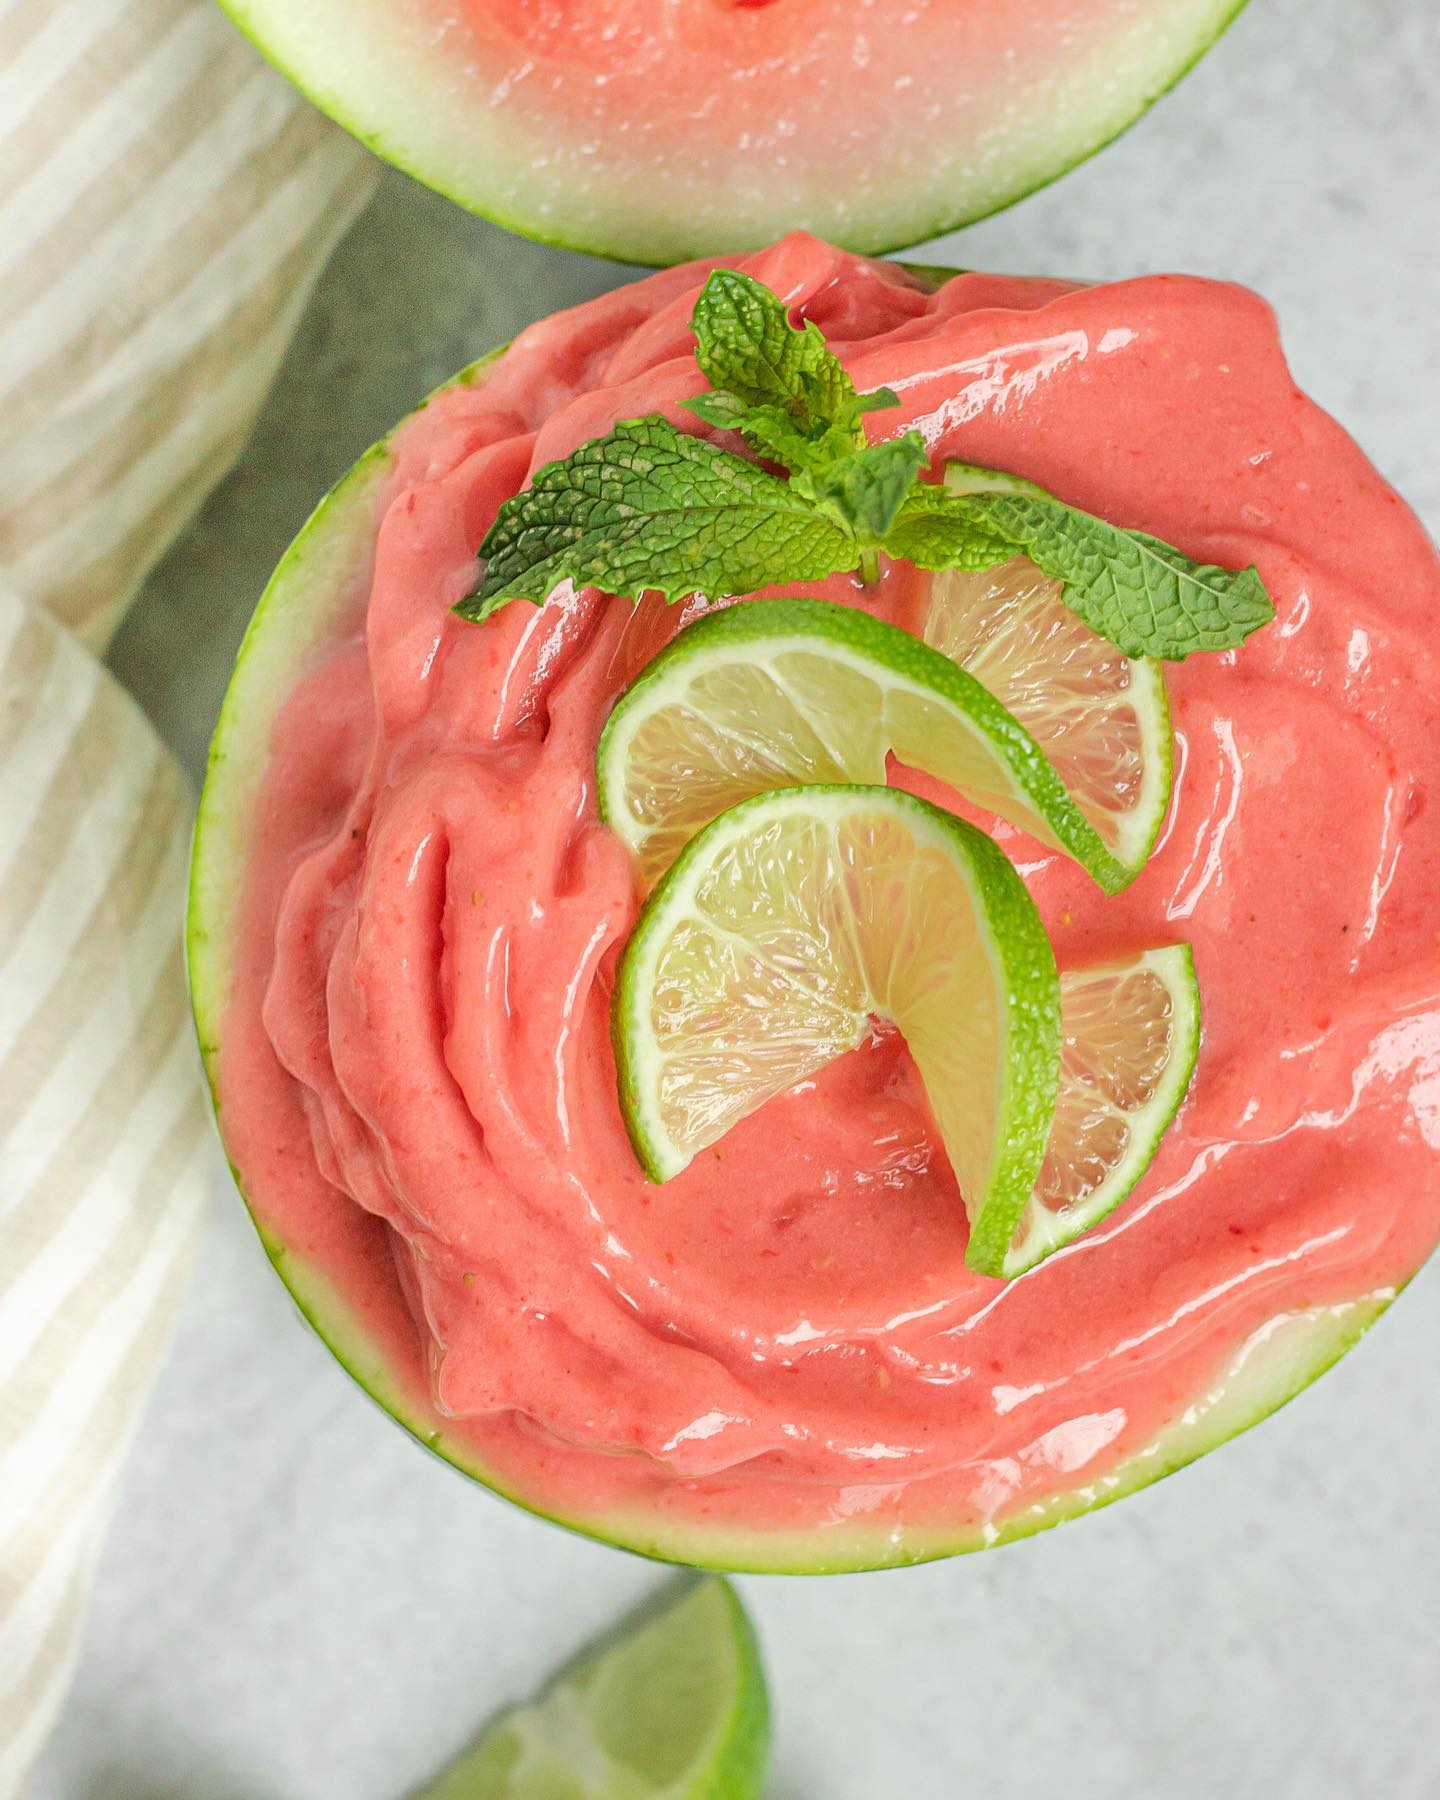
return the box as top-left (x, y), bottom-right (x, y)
top-left (187, 277), bottom-right (1408, 1572)
top-left (215, 0), bottom-right (1251, 262)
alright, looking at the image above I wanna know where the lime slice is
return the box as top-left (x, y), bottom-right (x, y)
top-left (1004, 944), bottom-right (1201, 1279)
top-left (413, 1578), bottom-right (769, 1800)
top-left (614, 784), bottom-right (1061, 1276)
top-left (597, 596), bottom-right (1161, 895)
top-left (923, 538), bottom-right (1172, 879)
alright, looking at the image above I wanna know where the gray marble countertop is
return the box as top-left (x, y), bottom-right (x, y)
top-left (35, 1), bottom-right (1439, 1795)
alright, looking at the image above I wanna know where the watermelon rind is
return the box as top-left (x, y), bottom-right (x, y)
top-left (188, 310), bottom-right (1402, 1574)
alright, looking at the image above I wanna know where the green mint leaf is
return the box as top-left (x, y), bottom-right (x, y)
top-left (459, 417), bottom-right (859, 621)
top-left (958, 492), bottom-right (1274, 659)
top-left (679, 391), bottom-right (751, 431)
top-left (727, 404), bottom-right (848, 480)
top-left (808, 432), bottom-right (929, 542)
top-left (884, 512), bottom-right (1016, 574)
top-left (883, 479), bottom-right (1018, 571)
top-left (680, 390), bottom-right (844, 480)
top-left (458, 274), bottom-right (1273, 669)
top-left (890, 467), bottom-right (1277, 659)
top-left (690, 269), bottom-right (859, 443)
top-left (941, 461), bottom-right (1051, 501)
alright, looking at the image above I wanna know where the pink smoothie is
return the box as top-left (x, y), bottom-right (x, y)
top-left (219, 234), bottom-right (1440, 1550)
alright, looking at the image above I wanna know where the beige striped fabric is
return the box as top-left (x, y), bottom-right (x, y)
top-left (0, 0), bottom-right (377, 651)
top-left (0, 588), bottom-right (208, 1787)
top-left (0, 2), bottom-right (378, 1790)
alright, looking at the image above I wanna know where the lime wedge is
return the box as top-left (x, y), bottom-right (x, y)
top-left (923, 545), bottom-right (1172, 879)
top-left (1003, 944), bottom-right (1201, 1278)
top-left (414, 1578), bottom-right (769, 1800)
top-left (597, 596), bottom-right (1163, 894)
top-left (614, 784), bottom-right (1061, 1276)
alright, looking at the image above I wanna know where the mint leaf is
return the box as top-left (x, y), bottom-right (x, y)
top-left (884, 495), bottom-right (1018, 573)
top-left (680, 390), bottom-right (751, 432)
top-left (808, 432), bottom-right (928, 541)
top-left (460, 417), bottom-right (858, 621)
top-left (690, 269), bottom-right (859, 449)
top-left (882, 513), bottom-right (982, 571)
top-left (680, 395), bottom-right (849, 483)
top-left (686, 270), bottom-right (901, 486)
top-left (683, 270), bottom-right (921, 559)
top-left (941, 461), bottom-right (1050, 502)
top-left (925, 488), bottom-right (1274, 659)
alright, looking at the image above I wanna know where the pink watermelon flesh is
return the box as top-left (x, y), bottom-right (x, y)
top-left (217, 0), bottom-right (1251, 261)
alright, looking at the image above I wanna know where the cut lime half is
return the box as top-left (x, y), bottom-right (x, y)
top-left (598, 597), bottom-right (1159, 894)
top-left (614, 784), bottom-right (1061, 1278)
top-left (1008, 944), bottom-right (1202, 1278)
top-left (923, 546), bottom-right (1173, 878)
top-left (414, 1578), bottom-right (769, 1799)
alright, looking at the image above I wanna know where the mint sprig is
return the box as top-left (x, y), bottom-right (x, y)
top-left (456, 419), bottom-right (853, 621)
top-left (462, 273), bottom-right (1274, 661)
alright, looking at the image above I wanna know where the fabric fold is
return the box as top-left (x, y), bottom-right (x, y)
top-left (0, 0), bottom-right (380, 1788)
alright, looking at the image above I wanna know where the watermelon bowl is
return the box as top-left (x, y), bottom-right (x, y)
top-left (213, 0), bottom-right (1252, 262)
top-left (189, 238), bottom-right (1440, 1573)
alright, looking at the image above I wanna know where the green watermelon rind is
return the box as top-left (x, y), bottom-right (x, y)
top-left (187, 316), bottom-right (1403, 1575)
top-left (211, 0), bottom-right (1253, 265)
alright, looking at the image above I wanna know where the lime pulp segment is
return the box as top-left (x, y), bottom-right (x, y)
top-left (923, 553), bottom-right (1173, 879)
top-left (614, 784), bottom-right (1061, 1278)
top-left (598, 597), bottom-right (1167, 893)
top-left (1006, 944), bottom-right (1202, 1278)
top-left (413, 1578), bottom-right (769, 1800)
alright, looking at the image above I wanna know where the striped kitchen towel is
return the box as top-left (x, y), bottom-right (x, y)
top-left (0, 2), bottom-right (377, 1790)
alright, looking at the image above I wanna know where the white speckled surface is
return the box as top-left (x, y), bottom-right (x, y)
top-left (36, 1), bottom-right (1439, 1795)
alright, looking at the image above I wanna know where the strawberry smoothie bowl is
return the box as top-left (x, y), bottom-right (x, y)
top-left (189, 234), bottom-right (1440, 1572)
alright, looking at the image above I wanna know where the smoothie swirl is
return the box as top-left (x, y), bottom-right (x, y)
top-left (222, 234), bottom-right (1440, 1538)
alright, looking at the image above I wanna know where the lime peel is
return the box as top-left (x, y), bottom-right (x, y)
top-left (412, 1577), bottom-right (769, 1799)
